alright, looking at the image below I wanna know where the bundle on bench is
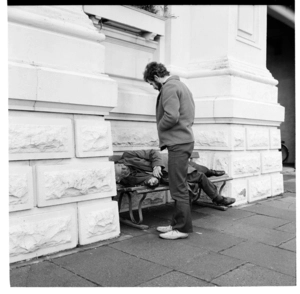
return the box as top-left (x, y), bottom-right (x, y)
top-left (110, 153), bottom-right (232, 230)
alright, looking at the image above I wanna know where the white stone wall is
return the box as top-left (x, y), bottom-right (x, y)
top-left (192, 124), bottom-right (283, 205)
top-left (8, 6), bottom-right (121, 263)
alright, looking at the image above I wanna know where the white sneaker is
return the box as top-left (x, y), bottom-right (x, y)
top-left (156, 225), bottom-right (172, 233)
top-left (159, 230), bottom-right (189, 240)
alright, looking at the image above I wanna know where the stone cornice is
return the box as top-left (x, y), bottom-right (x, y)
top-left (168, 57), bottom-right (278, 86)
top-left (8, 6), bottom-right (105, 43)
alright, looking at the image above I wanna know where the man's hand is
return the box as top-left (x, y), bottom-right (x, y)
top-left (147, 177), bottom-right (159, 187)
top-left (153, 166), bottom-right (163, 178)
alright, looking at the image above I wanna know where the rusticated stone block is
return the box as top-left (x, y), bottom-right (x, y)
top-left (9, 165), bottom-right (34, 212)
top-left (111, 121), bottom-right (159, 148)
top-left (193, 125), bottom-right (245, 150)
top-left (270, 128), bottom-right (281, 149)
top-left (9, 116), bottom-right (74, 161)
top-left (75, 119), bottom-right (113, 157)
top-left (271, 173), bottom-right (284, 196)
top-left (213, 152), bottom-right (260, 178)
top-left (227, 178), bottom-right (247, 206)
top-left (10, 204), bottom-right (78, 263)
top-left (116, 191), bottom-right (166, 213)
top-left (191, 151), bottom-right (213, 169)
top-left (246, 127), bottom-right (269, 150)
top-left (78, 199), bottom-right (120, 245)
top-left (36, 162), bottom-right (117, 207)
top-left (248, 175), bottom-right (272, 202)
top-left (232, 152), bottom-right (261, 177)
top-left (261, 151), bottom-right (282, 173)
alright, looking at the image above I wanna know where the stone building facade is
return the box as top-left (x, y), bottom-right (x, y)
top-left (8, 5), bottom-right (285, 263)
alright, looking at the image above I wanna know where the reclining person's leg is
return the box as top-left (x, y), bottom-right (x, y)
top-left (187, 171), bottom-right (235, 206)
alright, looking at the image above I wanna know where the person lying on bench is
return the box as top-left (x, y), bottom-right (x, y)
top-left (114, 149), bottom-right (235, 207)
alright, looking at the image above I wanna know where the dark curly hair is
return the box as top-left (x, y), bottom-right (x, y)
top-left (143, 62), bottom-right (170, 82)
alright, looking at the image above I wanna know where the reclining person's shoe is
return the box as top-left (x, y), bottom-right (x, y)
top-left (213, 196), bottom-right (236, 206)
top-left (210, 170), bottom-right (225, 177)
top-left (156, 225), bottom-right (172, 233)
top-left (159, 230), bottom-right (189, 240)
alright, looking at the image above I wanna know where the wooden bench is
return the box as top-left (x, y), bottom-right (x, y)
top-left (110, 153), bottom-right (233, 230)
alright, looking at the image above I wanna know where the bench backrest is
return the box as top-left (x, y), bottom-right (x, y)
top-left (109, 151), bottom-right (199, 163)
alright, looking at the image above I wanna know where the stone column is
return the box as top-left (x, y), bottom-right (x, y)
top-left (165, 5), bottom-right (284, 205)
top-left (8, 6), bottom-right (120, 263)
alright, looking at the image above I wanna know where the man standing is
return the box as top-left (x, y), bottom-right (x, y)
top-left (143, 62), bottom-right (196, 240)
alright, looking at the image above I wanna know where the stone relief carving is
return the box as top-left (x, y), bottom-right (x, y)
top-left (247, 128), bottom-right (269, 149)
top-left (233, 156), bottom-right (260, 175)
top-left (86, 208), bottom-right (118, 237)
top-left (44, 167), bottom-right (113, 200)
top-left (9, 124), bottom-right (68, 153)
top-left (10, 216), bottom-right (72, 256)
top-left (9, 174), bottom-right (28, 205)
top-left (80, 125), bottom-right (109, 152)
top-left (249, 177), bottom-right (271, 199)
top-left (195, 130), bottom-right (229, 147)
top-left (112, 128), bottom-right (158, 147)
top-left (233, 129), bottom-right (245, 148)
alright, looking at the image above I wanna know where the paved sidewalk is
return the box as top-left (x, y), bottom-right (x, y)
top-left (10, 168), bottom-right (296, 287)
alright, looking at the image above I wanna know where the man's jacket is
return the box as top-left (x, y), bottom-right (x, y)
top-left (156, 76), bottom-right (195, 150)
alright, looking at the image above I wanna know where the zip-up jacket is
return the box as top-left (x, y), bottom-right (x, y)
top-left (156, 76), bottom-right (195, 149)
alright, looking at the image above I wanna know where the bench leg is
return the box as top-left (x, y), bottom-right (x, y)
top-left (119, 191), bottom-right (149, 230)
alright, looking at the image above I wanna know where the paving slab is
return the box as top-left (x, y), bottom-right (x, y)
top-left (219, 223), bottom-right (295, 246)
top-left (278, 195), bottom-right (296, 202)
top-left (10, 261), bottom-right (96, 287)
top-left (211, 263), bottom-right (296, 286)
top-left (279, 238), bottom-right (296, 252)
top-left (239, 203), bottom-right (296, 222)
top-left (192, 214), bottom-right (239, 232)
top-left (235, 214), bottom-right (290, 229)
top-left (175, 251), bottom-right (245, 282)
top-left (260, 199), bottom-right (296, 211)
top-left (220, 241), bottom-right (296, 277)
top-left (193, 206), bottom-right (255, 220)
top-left (109, 232), bottom-right (209, 268)
top-left (181, 227), bottom-right (245, 252)
top-left (51, 245), bottom-right (171, 287)
top-left (138, 271), bottom-right (214, 287)
top-left (275, 222), bottom-right (296, 234)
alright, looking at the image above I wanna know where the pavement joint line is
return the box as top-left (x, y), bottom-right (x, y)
top-left (48, 259), bottom-right (103, 287)
top-left (135, 269), bottom-right (175, 286)
top-left (207, 261), bottom-right (248, 283)
top-left (220, 240), bottom-right (297, 278)
top-left (172, 267), bottom-right (219, 285)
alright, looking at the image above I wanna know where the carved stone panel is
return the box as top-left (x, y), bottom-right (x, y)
top-left (9, 116), bottom-right (74, 161)
top-left (270, 128), bottom-right (281, 149)
top-left (194, 124), bottom-right (245, 151)
top-left (248, 175), bottom-right (272, 202)
top-left (261, 151), bottom-right (282, 174)
top-left (78, 199), bottom-right (120, 245)
top-left (9, 165), bottom-right (34, 212)
top-left (9, 204), bottom-right (78, 263)
top-left (271, 173), bottom-right (284, 196)
top-left (36, 162), bottom-right (117, 207)
top-left (246, 127), bottom-right (269, 150)
top-left (75, 119), bottom-right (113, 157)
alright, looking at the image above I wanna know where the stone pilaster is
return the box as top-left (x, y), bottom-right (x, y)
top-left (165, 5), bottom-right (284, 203)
